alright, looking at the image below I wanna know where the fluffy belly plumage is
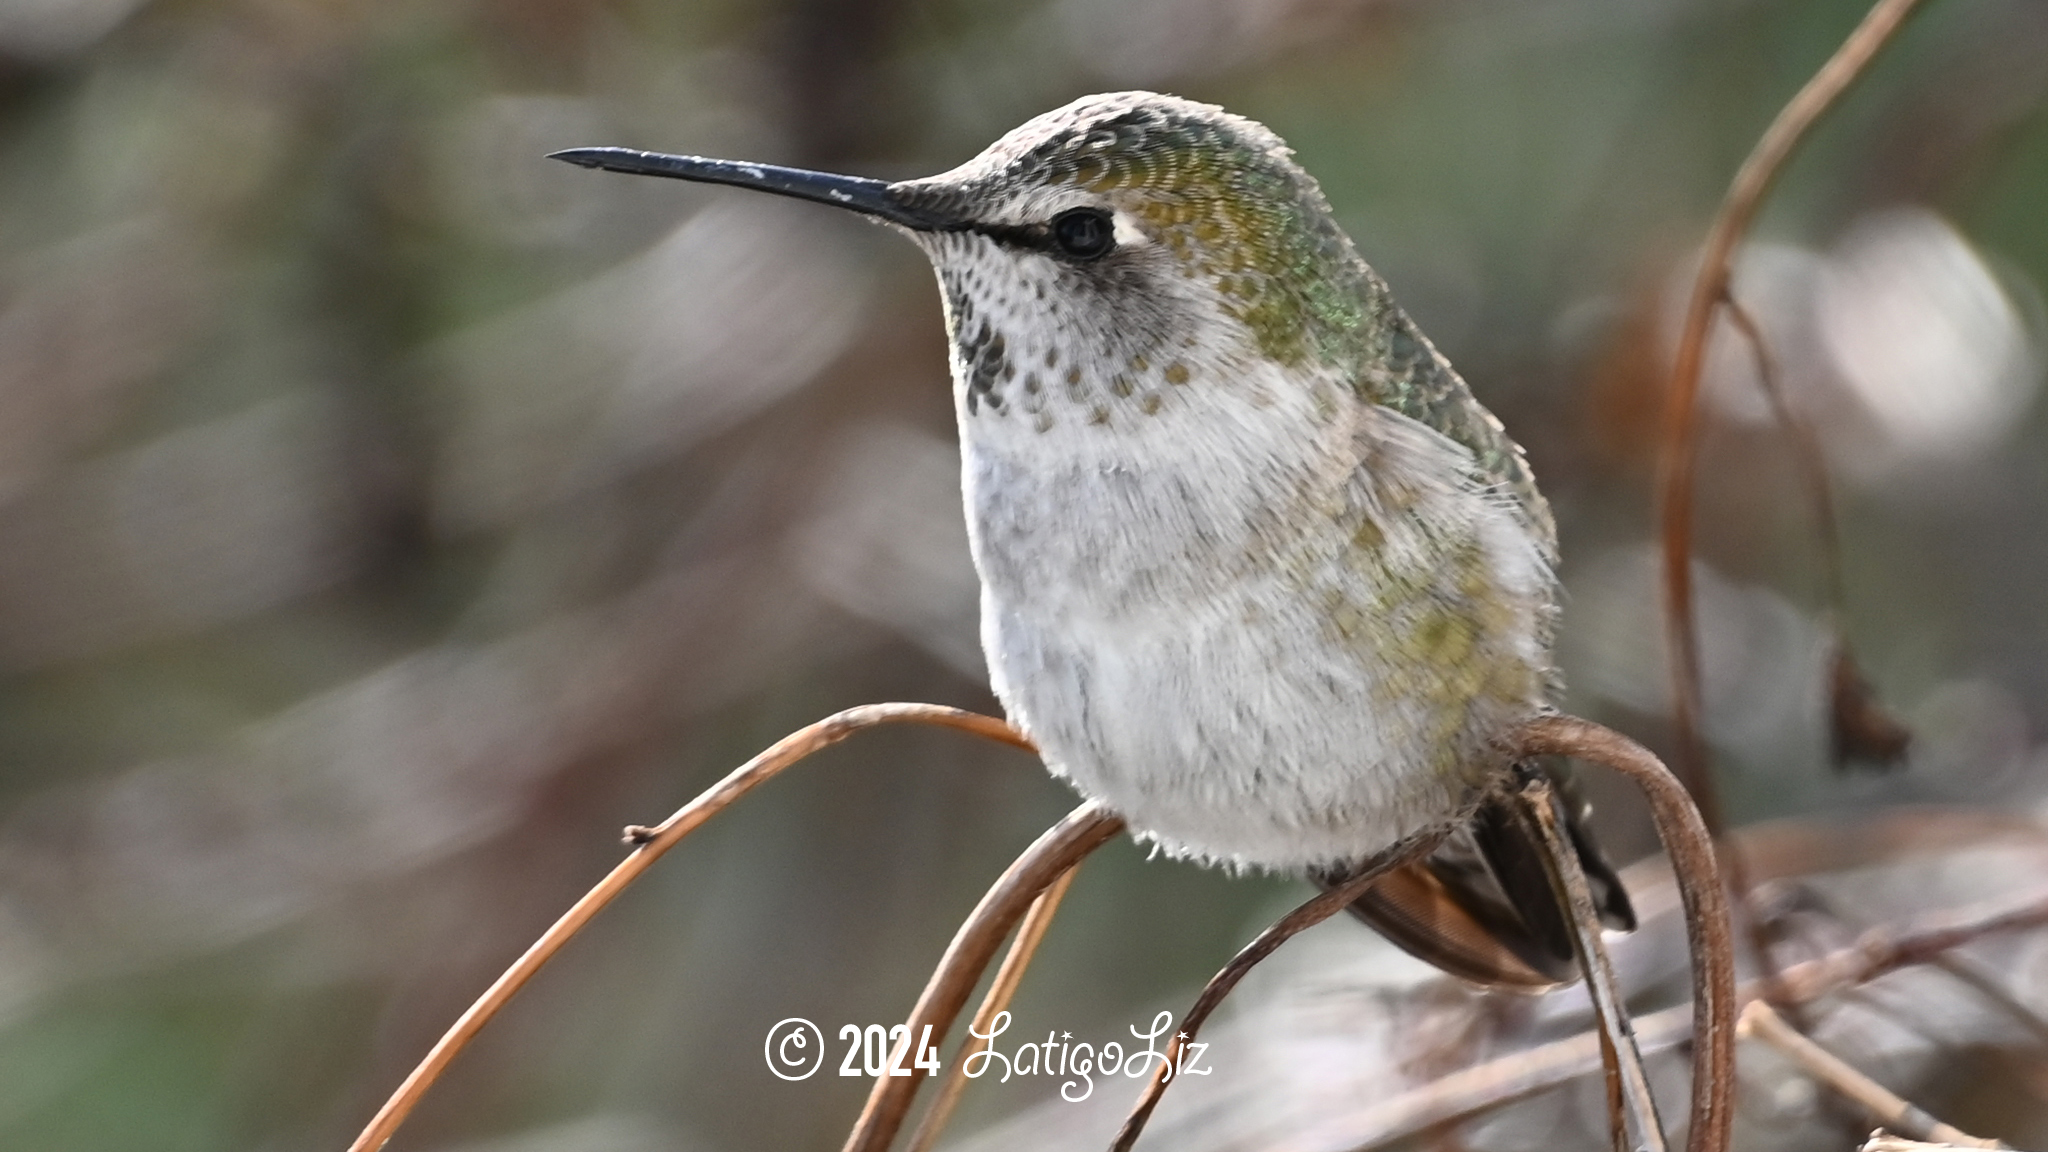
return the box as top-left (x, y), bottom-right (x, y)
top-left (960, 374), bottom-right (1556, 874)
top-left (982, 578), bottom-right (1530, 871)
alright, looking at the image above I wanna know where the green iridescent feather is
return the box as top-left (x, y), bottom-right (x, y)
top-left (928, 93), bottom-right (1555, 559)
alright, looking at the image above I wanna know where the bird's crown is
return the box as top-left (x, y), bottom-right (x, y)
top-left (894, 92), bottom-right (1379, 370)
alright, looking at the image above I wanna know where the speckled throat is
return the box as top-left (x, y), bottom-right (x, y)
top-left (892, 93), bottom-right (1554, 545)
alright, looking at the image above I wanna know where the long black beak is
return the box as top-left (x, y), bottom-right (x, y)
top-left (548, 147), bottom-right (960, 232)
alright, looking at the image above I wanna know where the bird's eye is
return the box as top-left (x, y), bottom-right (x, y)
top-left (1049, 208), bottom-right (1115, 260)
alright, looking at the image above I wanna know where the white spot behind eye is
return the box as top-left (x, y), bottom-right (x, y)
top-left (1111, 211), bottom-right (1150, 249)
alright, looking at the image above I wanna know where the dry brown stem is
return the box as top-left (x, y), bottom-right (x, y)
top-left (1107, 828), bottom-right (1449, 1152)
top-left (1657, 0), bottom-right (1926, 826)
top-left (1673, 281), bottom-right (1829, 1024)
top-left (1513, 716), bottom-right (1736, 1152)
top-left (1657, 4), bottom-right (1926, 1046)
top-left (1771, 889), bottom-right (2048, 1005)
top-left (1285, 884), bottom-right (2048, 1152)
top-left (904, 863), bottom-right (1083, 1152)
top-left (1864, 1134), bottom-right (2031, 1152)
top-left (843, 802), bottom-right (1125, 1152)
top-left (1929, 954), bottom-right (2048, 1049)
top-left (1721, 295), bottom-right (1911, 772)
top-left (1738, 1001), bottom-right (2002, 1148)
top-left (346, 703), bottom-right (1033, 1152)
top-left (1522, 776), bottom-right (1667, 1152)
top-left (1720, 293), bottom-right (1844, 617)
top-left (1276, 1001), bottom-right (1699, 1152)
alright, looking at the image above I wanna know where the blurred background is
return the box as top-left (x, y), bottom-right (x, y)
top-left (0, 0), bottom-right (2044, 1149)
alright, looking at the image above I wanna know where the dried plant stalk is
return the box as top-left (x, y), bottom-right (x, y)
top-left (904, 864), bottom-right (1083, 1152)
top-left (347, 703), bottom-right (1033, 1152)
top-left (1739, 1002), bottom-right (2001, 1148)
top-left (1719, 294), bottom-right (1845, 618)
top-left (1772, 889), bottom-right (2048, 1004)
top-left (1106, 829), bottom-right (1449, 1151)
top-left (843, 803), bottom-right (1125, 1152)
top-left (1512, 716), bottom-right (1736, 1152)
top-left (1657, 0), bottom-right (1927, 822)
top-left (1720, 295), bottom-right (1910, 772)
top-left (1280, 884), bottom-right (2048, 1151)
top-left (1863, 1134), bottom-right (2024, 1152)
top-left (1521, 776), bottom-right (1667, 1152)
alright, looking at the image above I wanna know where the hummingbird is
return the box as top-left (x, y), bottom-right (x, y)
top-left (553, 91), bottom-right (1633, 989)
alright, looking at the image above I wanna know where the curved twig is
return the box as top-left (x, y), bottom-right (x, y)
top-left (1107, 829), bottom-right (1449, 1152)
top-left (1521, 776), bottom-right (1666, 1152)
top-left (1276, 885), bottom-right (2048, 1152)
top-left (1928, 953), bottom-right (2048, 1049)
top-left (1514, 716), bottom-right (1736, 1152)
top-left (1773, 888), bottom-right (2048, 1004)
top-left (905, 864), bottom-right (1082, 1152)
top-left (1739, 1002), bottom-right (2001, 1148)
top-left (347, 703), bottom-right (1033, 1152)
top-left (1720, 295), bottom-right (1911, 774)
top-left (1721, 292), bottom-right (1846, 619)
top-left (842, 803), bottom-right (1125, 1152)
top-left (1657, 0), bottom-right (1927, 826)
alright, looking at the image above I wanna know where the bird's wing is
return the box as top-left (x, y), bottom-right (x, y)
top-left (1349, 303), bottom-right (1557, 563)
top-left (1325, 300), bottom-right (1637, 991)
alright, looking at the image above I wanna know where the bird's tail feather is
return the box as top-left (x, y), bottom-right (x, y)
top-left (1314, 763), bottom-right (1636, 993)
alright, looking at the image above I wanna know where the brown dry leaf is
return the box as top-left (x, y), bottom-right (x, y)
top-left (1831, 642), bottom-right (1913, 771)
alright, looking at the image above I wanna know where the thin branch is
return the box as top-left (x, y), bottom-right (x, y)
top-left (1738, 1001), bottom-right (2002, 1148)
top-left (1771, 889), bottom-right (2048, 1005)
top-left (1722, 293), bottom-right (1912, 772)
top-left (842, 803), bottom-right (1125, 1152)
top-left (1282, 885), bottom-right (2048, 1152)
top-left (1662, 12), bottom-right (1929, 1056)
top-left (1108, 828), bottom-right (1450, 1152)
top-left (1521, 776), bottom-right (1667, 1152)
top-left (1669, 294), bottom-right (1828, 1019)
top-left (1759, 882), bottom-right (2048, 1049)
top-left (1280, 1000), bottom-right (1700, 1152)
top-left (347, 703), bottom-right (1033, 1152)
top-left (1512, 716), bottom-right (1736, 1152)
top-left (1929, 953), bottom-right (2048, 1049)
top-left (1721, 292), bottom-right (1845, 616)
top-left (1657, 0), bottom-right (1927, 828)
top-left (1863, 1134), bottom-right (2020, 1152)
top-left (905, 863), bottom-right (1082, 1152)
